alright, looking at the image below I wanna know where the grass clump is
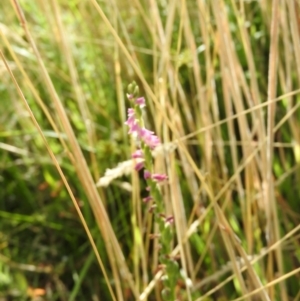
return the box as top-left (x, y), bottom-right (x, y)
top-left (0, 0), bottom-right (300, 300)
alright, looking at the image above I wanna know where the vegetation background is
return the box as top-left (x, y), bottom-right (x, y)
top-left (0, 0), bottom-right (299, 300)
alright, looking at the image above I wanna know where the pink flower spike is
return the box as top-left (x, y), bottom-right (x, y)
top-left (134, 161), bottom-right (144, 171)
top-left (143, 196), bottom-right (153, 203)
top-left (135, 97), bottom-right (146, 108)
top-left (132, 150), bottom-right (144, 158)
top-left (152, 173), bottom-right (168, 182)
top-left (144, 170), bottom-right (151, 180)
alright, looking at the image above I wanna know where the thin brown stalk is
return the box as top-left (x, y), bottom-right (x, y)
top-left (265, 1), bottom-right (288, 300)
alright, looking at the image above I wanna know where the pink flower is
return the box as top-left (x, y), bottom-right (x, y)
top-left (125, 109), bottom-right (141, 134)
top-left (127, 108), bottom-right (135, 118)
top-left (152, 173), bottom-right (168, 182)
top-left (132, 150), bottom-right (144, 158)
top-left (135, 161), bottom-right (144, 171)
top-left (124, 108), bottom-right (135, 127)
top-left (165, 216), bottom-right (174, 224)
top-left (127, 93), bottom-right (134, 100)
top-left (144, 170), bottom-right (151, 179)
top-left (131, 123), bottom-right (142, 135)
top-left (143, 196), bottom-right (153, 203)
top-left (135, 97), bottom-right (146, 108)
top-left (140, 128), bottom-right (160, 149)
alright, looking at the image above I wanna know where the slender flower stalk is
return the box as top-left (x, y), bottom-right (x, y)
top-left (125, 81), bottom-right (181, 301)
